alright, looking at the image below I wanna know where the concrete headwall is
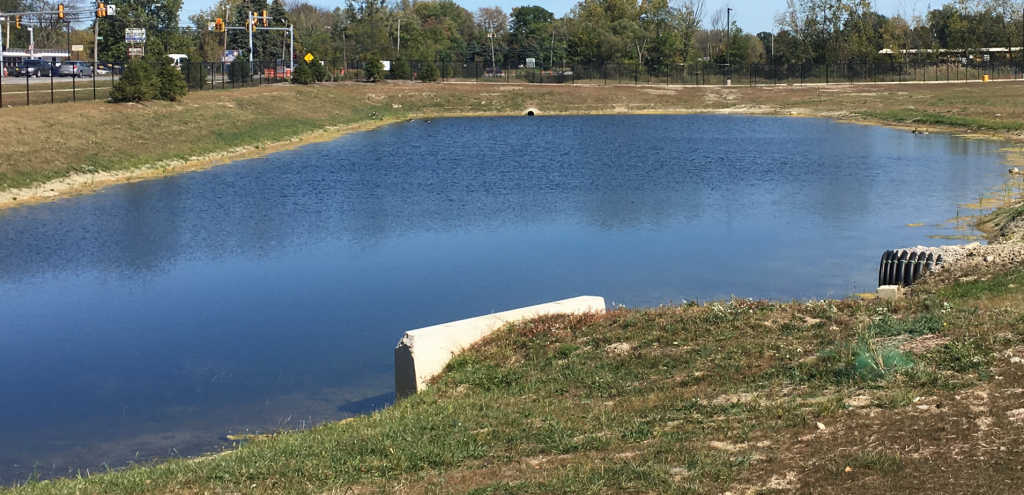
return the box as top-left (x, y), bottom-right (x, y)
top-left (395, 296), bottom-right (606, 399)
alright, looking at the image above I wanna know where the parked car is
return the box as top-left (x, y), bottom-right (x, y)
top-left (59, 61), bottom-right (94, 77)
top-left (12, 59), bottom-right (52, 77)
top-left (95, 63), bottom-right (124, 75)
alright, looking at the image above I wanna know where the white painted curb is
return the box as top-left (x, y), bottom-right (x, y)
top-left (395, 296), bottom-right (606, 399)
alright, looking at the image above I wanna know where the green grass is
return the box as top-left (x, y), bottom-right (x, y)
top-left (5, 268), bottom-right (1024, 493)
top-left (859, 109), bottom-right (1024, 132)
top-left (936, 268), bottom-right (1024, 300)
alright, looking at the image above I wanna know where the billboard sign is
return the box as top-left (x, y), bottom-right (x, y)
top-left (125, 28), bottom-right (146, 43)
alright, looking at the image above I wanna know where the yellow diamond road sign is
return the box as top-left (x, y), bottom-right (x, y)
top-left (303, 53), bottom-right (314, 63)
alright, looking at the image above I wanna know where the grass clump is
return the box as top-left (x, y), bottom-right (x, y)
top-left (859, 109), bottom-right (1024, 132)
top-left (866, 313), bottom-right (942, 337)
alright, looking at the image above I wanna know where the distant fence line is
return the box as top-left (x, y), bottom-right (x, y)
top-left (2, 59), bottom-right (1022, 109)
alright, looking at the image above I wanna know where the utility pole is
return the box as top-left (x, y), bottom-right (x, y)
top-left (28, 26), bottom-right (33, 58)
top-left (487, 21), bottom-right (495, 73)
top-left (397, 17), bottom-right (400, 56)
top-left (550, 27), bottom-right (555, 68)
top-left (369, 0), bottom-right (374, 54)
top-left (726, 7), bottom-right (732, 85)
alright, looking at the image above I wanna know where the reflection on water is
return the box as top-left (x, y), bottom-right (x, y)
top-left (0, 115), bottom-right (1012, 481)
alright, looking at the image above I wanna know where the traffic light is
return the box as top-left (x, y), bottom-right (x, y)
top-left (262, 10), bottom-right (268, 27)
top-left (58, 3), bottom-right (64, 20)
top-left (214, 18), bottom-right (224, 32)
top-left (97, 3), bottom-right (106, 17)
top-left (15, 15), bottom-right (20, 28)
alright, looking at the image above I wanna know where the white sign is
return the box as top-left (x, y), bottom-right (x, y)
top-left (128, 46), bottom-right (144, 58)
top-left (106, 4), bottom-right (116, 16)
top-left (382, 60), bottom-right (390, 71)
top-left (71, 44), bottom-right (84, 52)
top-left (525, 57), bottom-right (536, 68)
top-left (125, 28), bottom-right (146, 43)
top-left (208, 22), bottom-right (216, 31)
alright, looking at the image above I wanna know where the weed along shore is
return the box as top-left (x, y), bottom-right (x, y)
top-left (5, 80), bottom-right (1024, 209)
top-left (6, 81), bottom-right (1024, 493)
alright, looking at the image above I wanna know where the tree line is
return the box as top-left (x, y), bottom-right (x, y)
top-left (4, 0), bottom-right (1023, 68)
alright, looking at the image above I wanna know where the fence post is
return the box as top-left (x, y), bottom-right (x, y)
top-left (50, 70), bottom-right (54, 104)
top-left (72, 69), bottom-right (76, 102)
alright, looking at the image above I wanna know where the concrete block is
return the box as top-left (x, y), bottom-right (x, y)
top-left (395, 296), bottom-right (606, 399)
top-left (877, 285), bottom-right (900, 300)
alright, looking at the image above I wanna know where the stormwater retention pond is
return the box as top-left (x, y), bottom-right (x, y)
top-left (0, 114), bottom-right (1017, 481)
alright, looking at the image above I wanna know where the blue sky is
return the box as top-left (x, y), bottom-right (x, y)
top-left (179, 0), bottom-right (914, 37)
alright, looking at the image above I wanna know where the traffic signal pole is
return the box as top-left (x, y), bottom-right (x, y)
top-left (222, 16), bottom-right (292, 75)
top-left (247, 11), bottom-right (253, 64)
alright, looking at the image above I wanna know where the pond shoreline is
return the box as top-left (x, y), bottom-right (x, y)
top-left (5, 85), bottom-right (1024, 494)
top-left (3, 81), bottom-right (1023, 213)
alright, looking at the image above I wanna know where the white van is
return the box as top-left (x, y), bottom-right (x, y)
top-left (168, 54), bottom-right (188, 70)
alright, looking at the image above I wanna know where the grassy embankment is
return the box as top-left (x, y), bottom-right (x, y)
top-left (6, 265), bottom-right (1024, 494)
top-left (4, 80), bottom-right (1024, 493)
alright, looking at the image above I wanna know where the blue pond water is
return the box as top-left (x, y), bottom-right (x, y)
top-left (0, 114), bottom-right (1013, 481)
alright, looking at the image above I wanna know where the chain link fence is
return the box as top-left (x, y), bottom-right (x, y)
top-left (2, 58), bottom-right (1021, 108)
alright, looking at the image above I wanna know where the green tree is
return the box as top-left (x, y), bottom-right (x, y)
top-left (391, 58), bottom-right (412, 79)
top-left (155, 57), bottom-right (188, 101)
top-left (311, 59), bottom-right (330, 81)
top-left (363, 54), bottom-right (386, 81)
top-left (98, 0), bottom-right (185, 63)
top-left (510, 5), bottom-right (554, 62)
top-left (291, 59), bottom-right (316, 83)
top-left (418, 60), bottom-right (439, 81)
top-left (110, 59), bottom-right (157, 102)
